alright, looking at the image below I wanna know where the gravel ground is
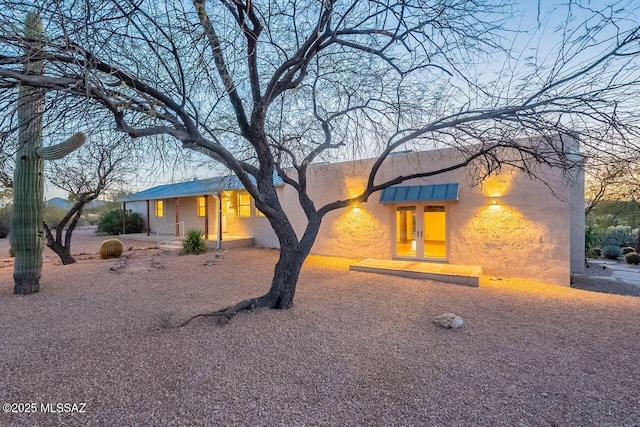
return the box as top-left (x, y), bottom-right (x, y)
top-left (1, 230), bottom-right (640, 426)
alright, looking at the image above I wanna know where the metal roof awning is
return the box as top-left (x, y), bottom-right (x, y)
top-left (379, 183), bottom-right (459, 204)
top-left (119, 171), bottom-right (284, 203)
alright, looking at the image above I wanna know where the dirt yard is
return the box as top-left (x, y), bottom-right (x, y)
top-left (1, 230), bottom-right (639, 426)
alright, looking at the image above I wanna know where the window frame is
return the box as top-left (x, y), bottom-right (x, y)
top-left (197, 196), bottom-right (206, 217)
top-left (155, 200), bottom-right (164, 218)
top-left (237, 192), bottom-right (251, 218)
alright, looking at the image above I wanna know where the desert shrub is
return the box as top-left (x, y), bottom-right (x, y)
top-left (182, 229), bottom-right (207, 255)
top-left (624, 252), bottom-right (640, 265)
top-left (602, 244), bottom-right (622, 260)
top-left (43, 204), bottom-right (67, 228)
top-left (601, 225), bottom-right (635, 247)
top-left (0, 221), bottom-right (8, 238)
top-left (99, 239), bottom-right (124, 259)
top-left (98, 208), bottom-right (143, 235)
top-left (585, 225), bottom-right (598, 258)
top-left (9, 247), bottom-right (14, 257)
top-left (591, 247), bottom-right (602, 257)
top-left (622, 246), bottom-right (636, 254)
top-left (0, 203), bottom-right (13, 225)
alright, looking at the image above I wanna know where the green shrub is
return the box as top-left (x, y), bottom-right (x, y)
top-left (43, 204), bottom-right (67, 228)
top-left (182, 229), bottom-right (207, 255)
top-left (97, 208), bottom-right (143, 235)
top-left (624, 252), bottom-right (640, 265)
top-left (622, 246), bottom-right (636, 255)
top-left (585, 225), bottom-right (597, 258)
top-left (591, 247), bottom-right (602, 257)
top-left (602, 225), bottom-right (635, 247)
top-left (0, 221), bottom-right (8, 238)
top-left (602, 244), bottom-right (622, 260)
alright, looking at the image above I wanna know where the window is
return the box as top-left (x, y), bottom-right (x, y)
top-left (237, 193), bottom-right (251, 218)
top-left (197, 196), bottom-right (206, 217)
top-left (155, 200), bottom-right (164, 218)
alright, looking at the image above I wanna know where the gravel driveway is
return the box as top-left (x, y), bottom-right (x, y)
top-left (0, 231), bottom-right (639, 426)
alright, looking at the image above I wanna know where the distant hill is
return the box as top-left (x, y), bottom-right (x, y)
top-left (46, 198), bottom-right (107, 210)
top-left (46, 197), bottom-right (70, 209)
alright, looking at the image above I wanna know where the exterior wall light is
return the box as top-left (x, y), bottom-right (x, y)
top-left (490, 197), bottom-right (501, 206)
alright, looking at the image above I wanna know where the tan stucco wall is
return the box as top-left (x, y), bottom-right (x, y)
top-left (273, 147), bottom-right (580, 286)
top-left (125, 143), bottom-right (583, 286)
top-left (569, 162), bottom-right (586, 275)
top-left (254, 187), bottom-right (282, 248)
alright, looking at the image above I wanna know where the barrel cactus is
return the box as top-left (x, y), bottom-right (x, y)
top-left (625, 252), bottom-right (640, 265)
top-left (10, 12), bottom-right (86, 295)
top-left (99, 239), bottom-right (124, 259)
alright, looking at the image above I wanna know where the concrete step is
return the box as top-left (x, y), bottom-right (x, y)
top-left (350, 258), bottom-right (482, 287)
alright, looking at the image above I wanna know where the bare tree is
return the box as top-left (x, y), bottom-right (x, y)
top-left (43, 135), bottom-right (132, 265)
top-left (584, 157), bottom-right (640, 216)
top-left (1, 1), bottom-right (640, 319)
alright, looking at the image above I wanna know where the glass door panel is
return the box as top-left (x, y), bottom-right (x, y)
top-left (396, 206), bottom-right (417, 257)
top-left (423, 206), bottom-right (446, 259)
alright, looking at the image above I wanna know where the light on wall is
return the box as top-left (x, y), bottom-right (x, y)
top-left (490, 197), bottom-right (501, 206)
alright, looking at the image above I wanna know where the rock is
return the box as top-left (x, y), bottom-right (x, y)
top-left (127, 246), bottom-right (133, 251)
top-left (433, 313), bottom-right (464, 329)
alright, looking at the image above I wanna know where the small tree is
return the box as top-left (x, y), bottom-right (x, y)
top-left (43, 136), bottom-right (132, 264)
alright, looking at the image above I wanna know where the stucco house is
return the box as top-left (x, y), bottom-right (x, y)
top-left (120, 145), bottom-right (585, 286)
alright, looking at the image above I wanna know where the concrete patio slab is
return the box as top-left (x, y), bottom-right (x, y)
top-left (350, 258), bottom-right (482, 287)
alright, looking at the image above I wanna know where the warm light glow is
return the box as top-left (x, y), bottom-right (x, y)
top-left (197, 196), bottom-right (206, 217)
top-left (459, 205), bottom-right (556, 282)
top-left (326, 204), bottom-right (388, 257)
top-left (491, 197), bottom-right (500, 206)
top-left (345, 177), bottom-right (367, 199)
top-left (155, 200), bottom-right (164, 218)
top-left (480, 169), bottom-right (516, 198)
top-left (237, 192), bottom-right (251, 218)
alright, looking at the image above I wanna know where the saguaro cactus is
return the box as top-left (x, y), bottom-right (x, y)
top-left (11, 13), bottom-right (85, 295)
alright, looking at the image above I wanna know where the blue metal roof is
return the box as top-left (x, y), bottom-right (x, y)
top-left (119, 172), bottom-right (284, 202)
top-left (379, 183), bottom-right (459, 204)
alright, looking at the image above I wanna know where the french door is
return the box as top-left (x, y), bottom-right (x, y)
top-left (395, 204), bottom-right (447, 260)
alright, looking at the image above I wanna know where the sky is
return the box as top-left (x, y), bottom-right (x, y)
top-left (41, 0), bottom-right (640, 201)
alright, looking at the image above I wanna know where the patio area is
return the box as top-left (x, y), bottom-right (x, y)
top-left (1, 241), bottom-right (639, 425)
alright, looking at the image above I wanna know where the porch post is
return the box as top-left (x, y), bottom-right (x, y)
top-left (175, 198), bottom-right (180, 236)
top-left (146, 199), bottom-right (150, 236)
top-left (217, 191), bottom-right (223, 250)
top-left (204, 195), bottom-right (209, 239)
top-left (122, 202), bottom-right (126, 235)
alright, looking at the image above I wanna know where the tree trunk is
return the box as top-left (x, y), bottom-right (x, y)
top-left (265, 246), bottom-right (307, 309)
top-left (263, 212), bottom-right (319, 310)
top-left (43, 222), bottom-right (76, 265)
